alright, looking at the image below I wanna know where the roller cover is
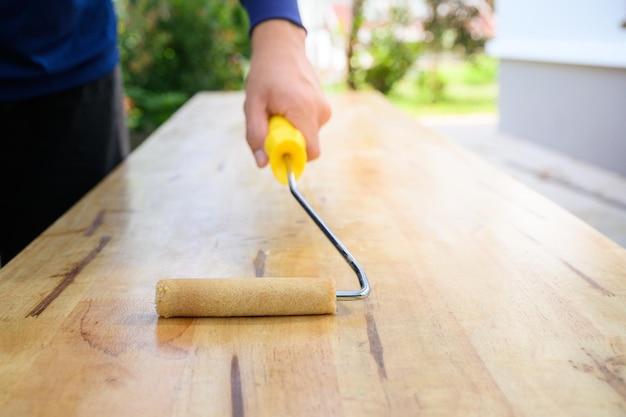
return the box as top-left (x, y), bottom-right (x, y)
top-left (156, 278), bottom-right (336, 317)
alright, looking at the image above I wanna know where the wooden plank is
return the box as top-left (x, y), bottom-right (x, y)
top-left (0, 91), bottom-right (625, 416)
top-left (420, 114), bottom-right (626, 247)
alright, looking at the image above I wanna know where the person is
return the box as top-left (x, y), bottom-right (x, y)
top-left (0, 0), bottom-right (331, 265)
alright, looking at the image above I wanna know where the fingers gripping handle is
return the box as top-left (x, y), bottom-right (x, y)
top-left (264, 116), bottom-right (307, 184)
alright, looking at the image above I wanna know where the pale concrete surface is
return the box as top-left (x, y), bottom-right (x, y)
top-left (419, 114), bottom-right (626, 248)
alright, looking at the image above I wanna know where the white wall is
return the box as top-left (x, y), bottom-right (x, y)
top-left (488, 0), bottom-right (626, 68)
top-left (491, 0), bottom-right (626, 174)
top-left (498, 61), bottom-right (626, 175)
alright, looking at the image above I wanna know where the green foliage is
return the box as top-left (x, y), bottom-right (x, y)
top-left (417, 70), bottom-right (446, 103)
top-left (420, 1), bottom-right (493, 102)
top-left (348, 5), bottom-right (422, 94)
top-left (462, 54), bottom-right (497, 85)
top-left (124, 87), bottom-right (187, 133)
top-left (363, 32), bottom-right (421, 94)
top-left (387, 55), bottom-right (497, 115)
top-left (118, 0), bottom-right (249, 134)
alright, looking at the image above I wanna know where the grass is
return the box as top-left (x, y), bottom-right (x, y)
top-left (327, 55), bottom-right (498, 116)
top-left (390, 55), bottom-right (498, 115)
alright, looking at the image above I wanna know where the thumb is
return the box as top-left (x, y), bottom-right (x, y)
top-left (244, 97), bottom-right (269, 168)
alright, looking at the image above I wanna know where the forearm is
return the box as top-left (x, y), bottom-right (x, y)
top-left (240, 1), bottom-right (330, 168)
top-left (251, 20), bottom-right (306, 60)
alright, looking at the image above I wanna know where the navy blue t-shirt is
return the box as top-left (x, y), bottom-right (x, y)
top-left (0, 0), bottom-right (302, 101)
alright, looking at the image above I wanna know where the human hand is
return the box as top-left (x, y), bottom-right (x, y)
top-left (244, 20), bottom-right (331, 168)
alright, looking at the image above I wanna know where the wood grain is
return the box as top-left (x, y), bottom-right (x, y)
top-left (0, 91), bottom-right (625, 416)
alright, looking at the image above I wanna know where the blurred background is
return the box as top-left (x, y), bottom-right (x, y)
top-left (116, 0), bottom-right (495, 140)
top-left (116, 0), bottom-right (626, 246)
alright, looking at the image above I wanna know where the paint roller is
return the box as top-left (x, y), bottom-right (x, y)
top-left (156, 116), bottom-right (370, 317)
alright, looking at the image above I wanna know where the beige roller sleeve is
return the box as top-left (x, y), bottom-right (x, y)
top-left (155, 278), bottom-right (336, 317)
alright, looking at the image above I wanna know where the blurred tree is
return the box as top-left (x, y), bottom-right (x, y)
top-left (363, 6), bottom-right (421, 94)
top-left (346, 0), bottom-right (365, 90)
top-left (423, 0), bottom-right (489, 55)
top-left (421, 0), bottom-right (493, 102)
top-left (347, 3), bottom-right (422, 95)
top-left (118, 0), bottom-right (249, 139)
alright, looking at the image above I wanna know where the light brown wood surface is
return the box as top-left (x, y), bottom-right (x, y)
top-left (1, 92), bottom-right (625, 417)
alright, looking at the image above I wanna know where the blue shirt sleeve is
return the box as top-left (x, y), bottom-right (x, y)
top-left (240, 0), bottom-right (304, 33)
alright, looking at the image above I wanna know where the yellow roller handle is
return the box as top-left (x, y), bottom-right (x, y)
top-left (264, 116), bottom-right (307, 185)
